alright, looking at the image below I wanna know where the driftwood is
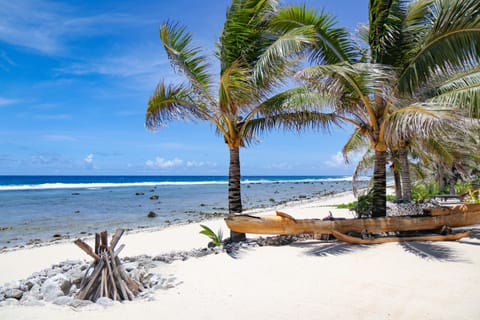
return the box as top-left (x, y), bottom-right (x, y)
top-left (225, 205), bottom-right (480, 235)
top-left (332, 230), bottom-right (472, 245)
top-left (74, 229), bottom-right (141, 302)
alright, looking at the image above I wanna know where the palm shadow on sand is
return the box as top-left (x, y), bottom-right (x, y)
top-left (293, 228), bottom-right (480, 261)
top-left (291, 241), bottom-right (371, 257)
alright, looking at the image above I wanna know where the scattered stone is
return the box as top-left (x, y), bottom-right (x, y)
top-left (135, 192), bottom-right (144, 196)
top-left (71, 193), bottom-right (80, 195)
top-left (149, 195), bottom-right (159, 200)
top-left (74, 210), bottom-right (80, 214)
top-left (52, 296), bottom-right (73, 306)
top-left (147, 211), bottom-right (158, 218)
top-left (53, 234), bottom-right (62, 238)
top-left (4, 288), bottom-right (23, 299)
top-left (0, 226), bottom-right (13, 231)
top-left (95, 297), bottom-right (114, 307)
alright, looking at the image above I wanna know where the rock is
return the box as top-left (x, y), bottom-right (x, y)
top-left (135, 192), bottom-right (144, 196)
top-left (4, 288), bottom-right (23, 300)
top-left (95, 297), bottom-right (114, 307)
top-left (23, 299), bottom-right (45, 306)
top-left (147, 211), bottom-right (158, 218)
top-left (41, 274), bottom-right (70, 301)
top-left (70, 298), bottom-right (93, 308)
top-left (0, 298), bottom-right (20, 306)
top-left (53, 296), bottom-right (73, 306)
top-left (149, 195), bottom-right (159, 200)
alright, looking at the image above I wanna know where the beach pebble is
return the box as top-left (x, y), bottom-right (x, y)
top-left (53, 296), bottom-right (73, 306)
top-left (0, 298), bottom-right (20, 306)
top-left (4, 288), bottom-right (23, 300)
top-left (149, 195), bottom-right (159, 200)
top-left (70, 298), bottom-right (93, 308)
top-left (95, 297), bottom-right (115, 307)
top-left (41, 274), bottom-right (70, 301)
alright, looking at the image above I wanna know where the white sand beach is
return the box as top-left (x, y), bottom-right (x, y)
top-left (0, 191), bottom-right (479, 319)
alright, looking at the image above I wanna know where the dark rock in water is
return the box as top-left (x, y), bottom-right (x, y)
top-left (71, 193), bottom-right (80, 196)
top-left (74, 210), bottom-right (80, 214)
top-left (135, 192), bottom-right (144, 196)
top-left (0, 226), bottom-right (13, 231)
top-left (53, 234), bottom-right (62, 238)
top-left (149, 195), bottom-right (159, 200)
top-left (147, 211), bottom-right (158, 218)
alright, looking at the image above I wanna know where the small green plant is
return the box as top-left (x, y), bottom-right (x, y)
top-left (412, 181), bottom-right (440, 202)
top-left (199, 224), bottom-right (223, 247)
top-left (466, 188), bottom-right (480, 204)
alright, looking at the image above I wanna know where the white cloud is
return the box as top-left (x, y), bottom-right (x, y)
top-left (146, 157), bottom-right (183, 169)
top-left (84, 154), bottom-right (94, 164)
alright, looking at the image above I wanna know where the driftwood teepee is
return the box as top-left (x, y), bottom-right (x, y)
top-left (74, 229), bottom-right (142, 302)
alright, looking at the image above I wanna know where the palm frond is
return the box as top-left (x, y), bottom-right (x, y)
top-left (146, 81), bottom-right (212, 130)
top-left (368, 0), bottom-right (409, 64)
top-left (384, 104), bottom-right (460, 143)
top-left (254, 25), bottom-right (316, 89)
top-left (271, 5), bottom-right (358, 64)
top-left (429, 66), bottom-right (480, 118)
top-left (398, 0), bottom-right (480, 95)
top-left (342, 128), bottom-right (370, 164)
top-left (160, 21), bottom-right (214, 104)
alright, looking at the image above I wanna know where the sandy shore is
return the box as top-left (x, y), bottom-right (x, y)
top-left (1, 191), bottom-right (479, 319)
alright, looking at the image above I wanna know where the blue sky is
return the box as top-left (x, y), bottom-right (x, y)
top-left (0, 0), bottom-right (368, 176)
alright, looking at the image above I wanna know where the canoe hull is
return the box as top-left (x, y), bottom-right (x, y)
top-left (225, 209), bottom-right (480, 235)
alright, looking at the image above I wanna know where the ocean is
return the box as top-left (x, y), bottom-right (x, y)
top-left (0, 175), bottom-right (365, 249)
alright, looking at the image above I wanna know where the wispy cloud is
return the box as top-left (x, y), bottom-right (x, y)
top-left (0, 97), bottom-right (20, 107)
top-left (0, 0), bottom-right (153, 55)
top-left (145, 156), bottom-right (217, 170)
top-left (324, 151), bottom-right (364, 168)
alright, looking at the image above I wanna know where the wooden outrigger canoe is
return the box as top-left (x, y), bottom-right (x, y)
top-left (331, 230), bottom-right (472, 245)
top-left (225, 207), bottom-right (480, 235)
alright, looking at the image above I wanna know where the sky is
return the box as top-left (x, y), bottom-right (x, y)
top-left (0, 0), bottom-right (369, 176)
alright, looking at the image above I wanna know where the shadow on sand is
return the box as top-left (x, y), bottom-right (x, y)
top-left (291, 241), bottom-right (371, 257)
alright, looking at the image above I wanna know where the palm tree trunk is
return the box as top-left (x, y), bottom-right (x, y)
top-left (372, 148), bottom-right (387, 217)
top-left (228, 146), bottom-right (246, 242)
top-left (398, 145), bottom-right (411, 202)
top-left (391, 151), bottom-right (402, 201)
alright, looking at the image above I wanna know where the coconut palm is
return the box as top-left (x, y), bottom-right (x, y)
top-left (303, 0), bottom-right (480, 215)
top-left (146, 0), bottom-right (356, 240)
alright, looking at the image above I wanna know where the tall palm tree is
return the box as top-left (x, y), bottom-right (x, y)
top-left (146, 0), bottom-right (355, 240)
top-left (304, 0), bottom-right (480, 216)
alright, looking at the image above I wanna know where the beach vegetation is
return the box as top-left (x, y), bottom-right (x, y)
top-left (146, 0), bottom-right (355, 241)
top-left (199, 224), bottom-right (224, 247)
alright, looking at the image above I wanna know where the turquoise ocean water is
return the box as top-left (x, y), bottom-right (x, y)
top-left (0, 175), bottom-right (365, 248)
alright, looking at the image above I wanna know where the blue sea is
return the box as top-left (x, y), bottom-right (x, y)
top-left (0, 175), bottom-right (366, 249)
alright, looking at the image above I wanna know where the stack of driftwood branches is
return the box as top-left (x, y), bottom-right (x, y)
top-left (74, 229), bottom-right (141, 302)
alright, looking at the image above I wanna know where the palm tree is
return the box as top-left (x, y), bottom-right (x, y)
top-left (146, 0), bottom-right (355, 240)
top-left (303, 0), bottom-right (480, 216)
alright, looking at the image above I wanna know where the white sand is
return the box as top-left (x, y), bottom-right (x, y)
top-left (1, 191), bottom-right (479, 319)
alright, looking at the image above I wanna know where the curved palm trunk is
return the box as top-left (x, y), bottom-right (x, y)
top-left (398, 145), bottom-right (411, 202)
top-left (372, 149), bottom-right (387, 217)
top-left (228, 146), bottom-right (246, 242)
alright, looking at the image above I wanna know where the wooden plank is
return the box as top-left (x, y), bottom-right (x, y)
top-left (225, 210), bottom-right (480, 235)
top-left (110, 229), bottom-right (125, 251)
top-left (332, 230), bottom-right (472, 245)
top-left (74, 239), bottom-right (100, 261)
